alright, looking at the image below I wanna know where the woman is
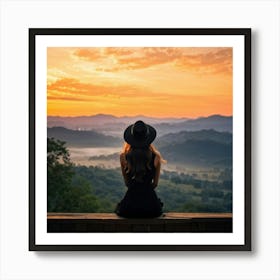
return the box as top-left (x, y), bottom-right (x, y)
top-left (115, 120), bottom-right (165, 218)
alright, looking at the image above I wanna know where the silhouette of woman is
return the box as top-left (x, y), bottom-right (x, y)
top-left (115, 120), bottom-right (164, 218)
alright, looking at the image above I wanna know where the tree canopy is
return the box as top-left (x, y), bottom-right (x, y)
top-left (47, 137), bottom-right (99, 212)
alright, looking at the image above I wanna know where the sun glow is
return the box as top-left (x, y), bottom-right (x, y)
top-left (47, 47), bottom-right (232, 118)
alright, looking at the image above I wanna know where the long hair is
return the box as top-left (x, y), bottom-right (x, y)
top-left (121, 142), bottom-right (166, 182)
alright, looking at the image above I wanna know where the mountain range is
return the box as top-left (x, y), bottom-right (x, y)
top-left (155, 129), bottom-right (232, 147)
top-left (48, 126), bottom-right (233, 167)
top-left (48, 114), bottom-right (232, 136)
top-left (47, 127), bottom-right (122, 147)
top-left (160, 139), bottom-right (232, 167)
top-left (47, 114), bottom-right (188, 128)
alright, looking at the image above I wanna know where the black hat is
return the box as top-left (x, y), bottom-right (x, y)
top-left (124, 120), bottom-right (157, 148)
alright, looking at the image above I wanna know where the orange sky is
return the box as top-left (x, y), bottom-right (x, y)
top-left (47, 47), bottom-right (232, 118)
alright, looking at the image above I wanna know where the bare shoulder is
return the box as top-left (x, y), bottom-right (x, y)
top-left (154, 153), bottom-right (161, 167)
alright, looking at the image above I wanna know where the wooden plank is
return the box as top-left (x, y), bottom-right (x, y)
top-left (47, 212), bottom-right (233, 233)
top-left (163, 212), bottom-right (232, 219)
top-left (47, 212), bottom-right (232, 220)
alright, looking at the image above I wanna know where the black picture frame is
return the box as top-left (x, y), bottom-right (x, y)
top-left (29, 28), bottom-right (251, 251)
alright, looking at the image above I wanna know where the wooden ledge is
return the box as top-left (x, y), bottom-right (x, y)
top-left (47, 212), bottom-right (232, 233)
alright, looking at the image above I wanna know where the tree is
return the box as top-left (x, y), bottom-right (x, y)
top-left (47, 137), bottom-right (100, 212)
top-left (47, 137), bottom-right (74, 212)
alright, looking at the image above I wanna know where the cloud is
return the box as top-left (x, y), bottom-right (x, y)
top-left (73, 47), bottom-right (181, 71)
top-left (74, 47), bottom-right (135, 61)
top-left (47, 96), bottom-right (89, 102)
top-left (104, 48), bottom-right (135, 56)
top-left (48, 78), bottom-right (110, 96)
top-left (115, 47), bottom-right (181, 70)
top-left (73, 47), bottom-right (232, 75)
top-left (73, 48), bottom-right (104, 61)
top-left (176, 48), bottom-right (232, 75)
top-left (47, 78), bottom-right (139, 99)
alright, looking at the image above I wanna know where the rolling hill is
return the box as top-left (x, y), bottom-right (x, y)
top-left (155, 129), bottom-right (232, 147)
top-left (160, 139), bottom-right (232, 167)
top-left (154, 115), bottom-right (232, 135)
top-left (47, 127), bottom-right (122, 147)
top-left (47, 114), bottom-right (232, 136)
top-left (47, 114), bottom-right (187, 129)
top-left (48, 125), bottom-right (233, 168)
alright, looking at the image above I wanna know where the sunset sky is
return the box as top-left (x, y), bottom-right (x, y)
top-left (47, 47), bottom-right (232, 118)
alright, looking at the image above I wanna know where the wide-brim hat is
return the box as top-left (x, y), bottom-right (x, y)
top-left (124, 120), bottom-right (157, 148)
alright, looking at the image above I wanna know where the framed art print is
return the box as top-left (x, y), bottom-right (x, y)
top-left (29, 28), bottom-right (251, 251)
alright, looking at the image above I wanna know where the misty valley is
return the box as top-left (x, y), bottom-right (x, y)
top-left (47, 114), bottom-right (233, 213)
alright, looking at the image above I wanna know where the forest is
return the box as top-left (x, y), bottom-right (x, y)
top-left (47, 137), bottom-right (232, 213)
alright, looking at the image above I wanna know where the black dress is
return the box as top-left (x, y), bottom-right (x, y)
top-left (115, 153), bottom-right (163, 218)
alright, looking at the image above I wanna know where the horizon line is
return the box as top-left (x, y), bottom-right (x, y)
top-left (47, 113), bottom-right (233, 119)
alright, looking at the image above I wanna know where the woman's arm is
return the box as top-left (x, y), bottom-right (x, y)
top-left (152, 154), bottom-right (161, 188)
top-left (120, 153), bottom-right (129, 187)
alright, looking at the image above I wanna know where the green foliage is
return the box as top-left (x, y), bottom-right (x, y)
top-left (47, 137), bottom-right (99, 212)
top-left (69, 167), bottom-right (232, 213)
top-left (159, 170), bottom-right (232, 212)
top-left (47, 138), bottom-right (74, 212)
top-left (72, 166), bottom-right (126, 212)
top-left (47, 138), bottom-right (232, 213)
top-left (65, 176), bottom-right (100, 212)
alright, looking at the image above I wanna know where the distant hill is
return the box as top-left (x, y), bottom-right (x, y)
top-left (47, 127), bottom-right (122, 147)
top-left (48, 126), bottom-right (232, 167)
top-left (155, 129), bottom-right (232, 147)
top-left (47, 114), bottom-right (232, 137)
top-left (160, 139), bottom-right (232, 167)
top-left (181, 114), bottom-right (232, 132)
top-left (47, 114), bottom-right (187, 129)
top-left (154, 115), bottom-right (232, 135)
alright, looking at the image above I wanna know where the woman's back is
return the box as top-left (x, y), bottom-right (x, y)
top-left (115, 120), bottom-right (164, 218)
top-left (125, 148), bottom-right (156, 187)
top-left (115, 151), bottom-right (163, 218)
